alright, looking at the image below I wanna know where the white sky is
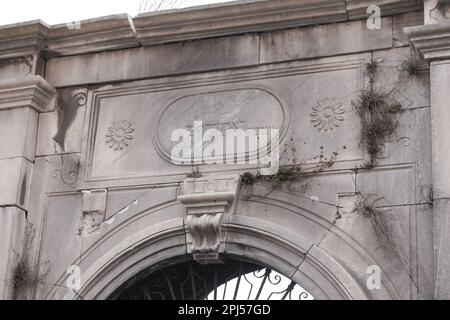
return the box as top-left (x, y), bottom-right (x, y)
top-left (0, 0), bottom-right (237, 26)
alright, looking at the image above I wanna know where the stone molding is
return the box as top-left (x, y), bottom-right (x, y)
top-left (345, 0), bottom-right (423, 20)
top-left (0, 20), bottom-right (48, 60)
top-left (0, 0), bottom-right (423, 59)
top-left (45, 14), bottom-right (139, 58)
top-left (134, 0), bottom-right (422, 45)
top-left (0, 75), bottom-right (56, 112)
top-left (73, 215), bottom-right (369, 300)
top-left (405, 21), bottom-right (450, 61)
top-left (134, 0), bottom-right (348, 45)
top-left (177, 175), bottom-right (240, 264)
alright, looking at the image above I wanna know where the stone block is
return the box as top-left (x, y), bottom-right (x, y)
top-left (260, 17), bottom-right (393, 64)
top-left (225, 215), bottom-right (309, 280)
top-left (0, 207), bottom-right (26, 300)
top-left (433, 198), bottom-right (450, 299)
top-left (0, 107), bottom-right (38, 161)
top-left (45, 35), bottom-right (260, 87)
top-left (0, 57), bottom-right (34, 81)
top-left (416, 205), bottom-right (434, 299)
top-left (0, 158), bottom-right (33, 209)
top-left (237, 186), bottom-right (337, 245)
top-left (293, 245), bottom-right (367, 300)
top-left (34, 194), bottom-right (82, 299)
top-left (105, 186), bottom-right (179, 219)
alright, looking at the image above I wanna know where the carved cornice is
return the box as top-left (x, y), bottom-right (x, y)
top-left (45, 14), bottom-right (139, 58)
top-left (0, 75), bottom-right (56, 112)
top-left (0, 20), bottom-right (49, 60)
top-left (134, 0), bottom-right (348, 45)
top-left (345, 0), bottom-right (423, 20)
top-left (132, 0), bottom-right (423, 45)
top-left (178, 175), bottom-right (240, 264)
top-left (0, 0), bottom-right (424, 58)
top-left (405, 21), bottom-right (450, 62)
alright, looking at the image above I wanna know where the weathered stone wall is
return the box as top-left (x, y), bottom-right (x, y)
top-left (0, 0), bottom-right (443, 300)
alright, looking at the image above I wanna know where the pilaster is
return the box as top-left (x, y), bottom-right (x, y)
top-left (0, 75), bottom-right (55, 299)
top-left (405, 3), bottom-right (450, 298)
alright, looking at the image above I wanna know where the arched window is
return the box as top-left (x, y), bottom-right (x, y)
top-left (109, 258), bottom-right (313, 300)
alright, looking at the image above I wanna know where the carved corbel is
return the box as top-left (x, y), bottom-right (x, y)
top-left (79, 189), bottom-right (107, 236)
top-left (178, 175), bottom-right (240, 264)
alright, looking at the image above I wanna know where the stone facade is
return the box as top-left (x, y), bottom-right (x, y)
top-left (0, 0), bottom-right (448, 300)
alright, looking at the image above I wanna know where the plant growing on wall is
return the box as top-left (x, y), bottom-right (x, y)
top-left (400, 55), bottom-right (425, 78)
top-left (12, 224), bottom-right (49, 300)
top-left (353, 193), bottom-right (399, 254)
top-left (346, 178), bottom-right (432, 293)
top-left (352, 192), bottom-right (422, 292)
top-left (240, 138), bottom-right (346, 198)
top-left (353, 61), bottom-right (402, 168)
top-left (352, 88), bottom-right (401, 167)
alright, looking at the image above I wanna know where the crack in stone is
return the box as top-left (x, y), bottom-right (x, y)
top-left (293, 243), bottom-right (315, 278)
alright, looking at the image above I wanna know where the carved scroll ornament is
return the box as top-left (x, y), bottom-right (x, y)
top-left (178, 175), bottom-right (240, 264)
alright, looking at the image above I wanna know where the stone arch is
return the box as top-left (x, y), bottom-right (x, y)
top-left (73, 217), bottom-right (369, 300)
top-left (46, 177), bottom-right (400, 300)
